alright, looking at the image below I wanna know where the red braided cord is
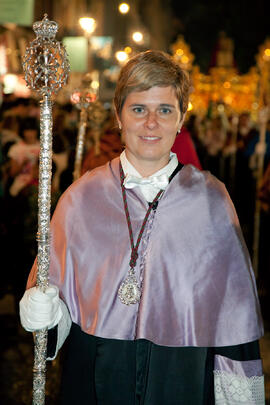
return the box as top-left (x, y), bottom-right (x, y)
top-left (120, 163), bottom-right (163, 268)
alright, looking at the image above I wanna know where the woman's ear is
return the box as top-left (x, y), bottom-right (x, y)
top-left (115, 112), bottom-right (122, 130)
top-left (177, 112), bottom-right (187, 133)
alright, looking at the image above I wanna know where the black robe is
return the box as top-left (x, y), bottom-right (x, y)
top-left (48, 323), bottom-right (260, 405)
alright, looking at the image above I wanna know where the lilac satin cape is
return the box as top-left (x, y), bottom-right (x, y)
top-left (27, 157), bottom-right (263, 347)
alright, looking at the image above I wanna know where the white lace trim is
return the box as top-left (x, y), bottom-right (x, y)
top-left (47, 299), bottom-right (72, 361)
top-left (214, 370), bottom-right (265, 405)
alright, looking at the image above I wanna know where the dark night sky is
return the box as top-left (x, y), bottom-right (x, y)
top-left (171, 0), bottom-right (270, 73)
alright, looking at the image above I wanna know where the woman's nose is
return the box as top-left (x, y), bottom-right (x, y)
top-left (145, 111), bottom-right (158, 129)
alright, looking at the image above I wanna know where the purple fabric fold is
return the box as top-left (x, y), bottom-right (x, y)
top-left (214, 355), bottom-right (263, 378)
top-left (27, 157), bottom-right (264, 347)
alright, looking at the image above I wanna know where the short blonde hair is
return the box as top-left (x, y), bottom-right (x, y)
top-left (114, 50), bottom-right (190, 117)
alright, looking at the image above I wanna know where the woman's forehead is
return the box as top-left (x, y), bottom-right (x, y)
top-left (124, 86), bottom-right (178, 105)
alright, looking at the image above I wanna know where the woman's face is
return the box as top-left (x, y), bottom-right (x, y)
top-left (117, 86), bottom-right (183, 176)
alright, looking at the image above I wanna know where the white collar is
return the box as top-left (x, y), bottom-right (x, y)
top-left (119, 151), bottom-right (179, 202)
top-left (120, 150), bottom-right (178, 179)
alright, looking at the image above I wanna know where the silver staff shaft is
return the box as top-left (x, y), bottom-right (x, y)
top-left (32, 95), bottom-right (52, 405)
top-left (73, 109), bottom-right (87, 181)
top-left (71, 74), bottom-right (98, 181)
top-left (37, 95), bottom-right (52, 289)
top-left (32, 329), bottom-right (48, 405)
top-left (88, 100), bottom-right (108, 156)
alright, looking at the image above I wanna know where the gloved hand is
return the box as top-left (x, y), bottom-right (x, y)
top-left (19, 285), bottom-right (63, 332)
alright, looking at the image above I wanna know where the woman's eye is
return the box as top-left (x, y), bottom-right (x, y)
top-left (159, 107), bottom-right (171, 114)
top-left (133, 107), bottom-right (145, 114)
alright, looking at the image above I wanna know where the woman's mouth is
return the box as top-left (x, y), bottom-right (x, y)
top-left (141, 136), bottom-right (160, 141)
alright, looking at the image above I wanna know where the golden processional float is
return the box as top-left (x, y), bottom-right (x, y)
top-left (171, 34), bottom-right (260, 116)
top-left (171, 34), bottom-right (270, 277)
top-left (171, 34), bottom-right (260, 190)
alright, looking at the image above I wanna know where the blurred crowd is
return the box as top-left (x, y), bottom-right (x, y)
top-left (1, 94), bottom-right (270, 320)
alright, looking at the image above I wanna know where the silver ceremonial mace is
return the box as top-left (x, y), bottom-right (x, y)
top-left (88, 100), bottom-right (108, 155)
top-left (71, 74), bottom-right (96, 181)
top-left (22, 14), bottom-right (69, 405)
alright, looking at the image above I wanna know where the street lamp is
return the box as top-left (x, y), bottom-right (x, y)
top-left (79, 17), bottom-right (96, 35)
top-left (132, 31), bottom-right (143, 44)
top-left (79, 16), bottom-right (97, 72)
top-left (119, 3), bottom-right (130, 14)
top-left (115, 50), bottom-right (129, 64)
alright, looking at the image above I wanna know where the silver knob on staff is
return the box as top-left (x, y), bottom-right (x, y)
top-left (22, 14), bottom-right (69, 405)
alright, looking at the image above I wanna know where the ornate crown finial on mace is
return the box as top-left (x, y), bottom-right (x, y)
top-left (23, 14), bottom-right (69, 96)
top-left (22, 14), bottom-right (69, 405)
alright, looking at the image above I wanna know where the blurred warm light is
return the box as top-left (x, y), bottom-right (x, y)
top-left (124, 46), bottom-right (132, 54)
top-left (252, 102), bottom-right (259, 110)
top-left (176, 48), bottom-right (184, 56)
top-left (132, 31), bottom-right (143, 43)
top-left (115, 50), bottom-right (128, 63)
top-left (79, 17), bottom-right (96, 35)
top-left (224, 95), bottom-right (233, 105)
top-left (70, 91), bottom-right (81, 104)
top-left (0, 45), bottom-right (7, 75)
top-left (223, 81), bottom-right (231, 89)
top-left (217, 104), bottom-right (225, 112)
top-left (70, 90), bottom-right (97, 105)
top-left (3, 74), bottom-right (30, 97)
top-left (181, 55), bottom-right (189, 64)
top-left (119, 3), bottom-right (130, 14)
top-left (264, 48), bottom-right (270, 57)
top-left (3, 74), bottom-right (17, 93)
top-left (187, 101), bottom-right (193, 111)
top-left (91, 80), bottom-right (99, 90)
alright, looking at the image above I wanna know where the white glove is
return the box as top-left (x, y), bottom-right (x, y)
top-left (19, 285), bottom-right (63, 332)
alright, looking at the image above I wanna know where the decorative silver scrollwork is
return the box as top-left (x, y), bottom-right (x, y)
top-left (23, 14), bottom-right (69, 96)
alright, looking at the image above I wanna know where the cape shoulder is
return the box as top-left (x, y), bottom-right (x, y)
top-left (169, 164), bottom-right (234, 212)
top-left (53, 160), bottom-right (119, 213)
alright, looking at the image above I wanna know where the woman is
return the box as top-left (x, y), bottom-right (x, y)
top-left (20, 51), bottom-right (264, 404)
